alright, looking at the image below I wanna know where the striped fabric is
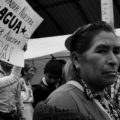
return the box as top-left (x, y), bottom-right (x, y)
top-left (110, 76), bottom-right (120, 108)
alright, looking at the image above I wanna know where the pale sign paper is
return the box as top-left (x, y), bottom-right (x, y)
top-left (0, 0), bottom-right (43, 66)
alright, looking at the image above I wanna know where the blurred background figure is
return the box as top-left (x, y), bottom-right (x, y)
top-left (33, 59), bottom-right (62, 108)
top-left (0, 60), bottom-right (23, 120)
top-left (20, 63), bottom-right (36, 120)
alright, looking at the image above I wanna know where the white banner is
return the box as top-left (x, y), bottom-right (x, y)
top-left (0, 0), bottom-right (43, 66)
top-left (24, 35), bottom-right (70, 59)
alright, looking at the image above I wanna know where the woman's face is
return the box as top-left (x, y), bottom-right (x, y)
top-left (26, 67), bottom-right (36, 80)
top-left (45, 73), bottom-right (60, 87)
top-left (77, 31), bottom-right (120, 91)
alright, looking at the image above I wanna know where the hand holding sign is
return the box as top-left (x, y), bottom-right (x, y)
top-left (23, 44), bottom-right (27, 52)
top-left (0, 0), bottom-right (43, 66)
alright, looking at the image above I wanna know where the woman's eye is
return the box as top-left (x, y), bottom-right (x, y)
top-left (113, 48), bottom-right (120, 54)
top-left (96, 49), bottom-right (107, 53)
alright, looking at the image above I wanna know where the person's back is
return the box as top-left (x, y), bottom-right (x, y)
top-left (33, 77), bottom-right (56, 108)
top-left (33, 101), bottom-right (89, 120)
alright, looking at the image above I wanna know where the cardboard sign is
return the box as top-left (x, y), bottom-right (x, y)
top-left (0, 0), bottom-right (43, 66)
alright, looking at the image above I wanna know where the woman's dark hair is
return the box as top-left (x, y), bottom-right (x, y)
top-left (58, 59), bottom-right (66, 67)
top-left (70, 21), bottom-right (116, 54)
top-left (21, 63), bottom-right (36, 77)
top-left (44, 59), bottom-right (62, 76)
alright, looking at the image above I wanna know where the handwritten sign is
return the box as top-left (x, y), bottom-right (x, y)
top-left (0, 0), bottom-right (43, 66)
top-left (101, 0), bottom-right (114, 27)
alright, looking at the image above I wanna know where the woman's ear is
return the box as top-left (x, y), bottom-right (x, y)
top-left (71, 52), bottom-right (81, 69)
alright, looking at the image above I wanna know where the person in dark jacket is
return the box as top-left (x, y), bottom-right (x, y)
top-left (33, 59), bottom-right (62, 108)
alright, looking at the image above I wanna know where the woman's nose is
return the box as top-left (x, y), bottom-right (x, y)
top-left (107, 52), bottom-right (118, 67)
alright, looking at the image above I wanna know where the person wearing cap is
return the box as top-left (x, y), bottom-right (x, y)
top-left (33, 59), bottom-right (62, 108)
top-left (34, 21), bottom-right (120, 120)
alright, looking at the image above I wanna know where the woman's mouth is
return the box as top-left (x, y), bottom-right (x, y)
top-left (102, 71), bottom-right (119, 77)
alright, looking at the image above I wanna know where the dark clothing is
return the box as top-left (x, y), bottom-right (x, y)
top-left (0, 110), bottom-right (19, 120)
top-left (33, 80), bottom-right (56, 108)
top-left (33, 101), bottom-right (89, 120)
top-left (44, 83), bottom-right (115, 120)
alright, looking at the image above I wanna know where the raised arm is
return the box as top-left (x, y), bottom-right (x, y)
top-left (0, 65), bottom-right (22, 88)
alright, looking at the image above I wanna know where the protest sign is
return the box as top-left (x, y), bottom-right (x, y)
top-left (0, 0), bottom-right (43, 66)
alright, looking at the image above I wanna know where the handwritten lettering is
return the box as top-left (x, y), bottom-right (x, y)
top-left (5, 0), bottom-right (20, 12)
top-left (0, 7), bottom-right (22, 34)
top-left (0, 44), bottom-right (14, 61)
top-left (0, 40), bottom-right (3, 49)
top-left (7, 46), bottom-right (14, 61)
top-left (19, 7), bottom-right (33, 26)
top-left (0, 27), bottom-right (4, 36)
top-left (0, 44), bottom-right (9, 59)
top-left (4, 30), bottom-right (20, 45)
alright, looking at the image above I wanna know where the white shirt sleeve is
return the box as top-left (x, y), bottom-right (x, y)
top-left (0, 66), bottom-right (22, 88)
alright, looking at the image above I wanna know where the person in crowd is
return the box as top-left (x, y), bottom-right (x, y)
top-left (34, 21), bottom-right (120, 120)
top-left (20, 64), bottom-right (36, 120)
top-left (0, 44), bottom-right (27, 120)
top-left (33, 59), bottom-right (62, 108)
top-left (0, 61), bottom-right (23, 120)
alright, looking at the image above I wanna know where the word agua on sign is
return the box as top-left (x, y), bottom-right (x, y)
top-left (0, 7), bottom-right (22, 34)
top-left (4, 30), bottom-right (20, 45)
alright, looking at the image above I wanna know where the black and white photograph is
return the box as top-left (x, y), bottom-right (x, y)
top-left (0, 0), bottom-right (120, 120)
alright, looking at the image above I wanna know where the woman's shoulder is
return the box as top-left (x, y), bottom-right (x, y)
top-left (45, 83), bottom-right (85, 111)
top-left (48, 83), bottom-right (84, 99)
top-left (46, 84), bottom-right (74, 101)
top-left (50, 83), bottom-right (76, 95)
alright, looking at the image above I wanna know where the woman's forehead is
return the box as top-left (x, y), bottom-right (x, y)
top-left (91, 31), bottom-right (120, 47)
